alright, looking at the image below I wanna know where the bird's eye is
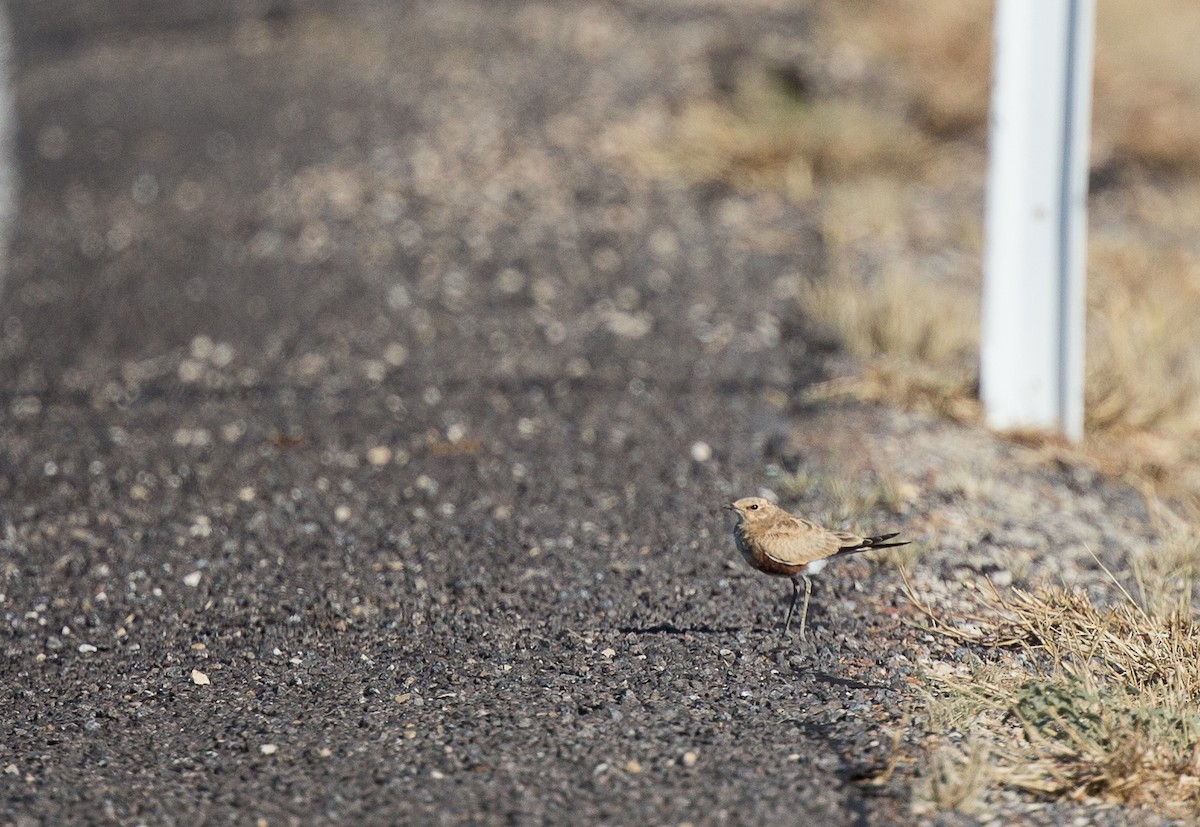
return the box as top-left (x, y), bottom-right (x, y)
top-left (748, 504), bottom-right (759, 510)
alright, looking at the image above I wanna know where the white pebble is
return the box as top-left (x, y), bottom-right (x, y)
top-left (366, 446), bottom-right (392, 466)
top-left (190, 335), bottom-right (215, 360)
top-left (383, 342), bottom-right (408, 366)
top-left (690, 441), bottom-right (712, 462)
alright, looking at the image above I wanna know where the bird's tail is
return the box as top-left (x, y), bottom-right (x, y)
top-left (836, 532), bottom-right (910, 556)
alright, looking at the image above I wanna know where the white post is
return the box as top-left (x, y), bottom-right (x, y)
top-left (981, 0), bottom-right (1095, 441)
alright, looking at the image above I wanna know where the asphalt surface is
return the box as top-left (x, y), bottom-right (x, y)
top-left (1, 3), bottom-right (920, 824)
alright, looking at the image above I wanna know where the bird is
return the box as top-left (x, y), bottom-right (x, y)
top-left (724, 496), bottom-right (909, 638)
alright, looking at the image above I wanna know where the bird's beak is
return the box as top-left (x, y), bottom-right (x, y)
top-left (722, 503), bottom-right (735, 511)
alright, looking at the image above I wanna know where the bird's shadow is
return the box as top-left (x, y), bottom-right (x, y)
top-left (803, 668), bottom-right (889, 692)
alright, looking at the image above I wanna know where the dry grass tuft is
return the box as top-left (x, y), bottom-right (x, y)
top-left (920, 739), bottom-right (991, 814)
top-left (803, 361), bottom-right (979, 424)
top-left (1134, 500), bottom-right (1200, 616)
top-left (797, 251), bottom-right (980, 422)
top-left (799, 265), bottom-right (976, 369)
top-left (907, 571), bottom-right (1200, 816)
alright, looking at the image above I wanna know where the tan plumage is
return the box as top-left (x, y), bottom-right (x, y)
top-left (725, 496), bottom-right (909, 637)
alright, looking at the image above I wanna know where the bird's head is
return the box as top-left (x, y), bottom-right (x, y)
top-left (724, 496), bottom-right (776, 523)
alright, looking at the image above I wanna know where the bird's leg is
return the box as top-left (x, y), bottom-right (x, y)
top-left (784, 577), bottom-right (801, 636)
top-left (798, 574), bottom-right (812, 641)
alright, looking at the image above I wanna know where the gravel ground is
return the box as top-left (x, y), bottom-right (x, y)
top-left (0, 2), bottom-right (1180, 825)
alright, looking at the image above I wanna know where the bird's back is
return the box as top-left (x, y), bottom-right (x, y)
top-left (743, 511), bottom-right (846, 569)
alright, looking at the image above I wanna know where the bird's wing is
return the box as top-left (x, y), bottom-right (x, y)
top-left (755, 515), bottom-right (845, 566)
top-left (831, 530), bottom-right (869, 549)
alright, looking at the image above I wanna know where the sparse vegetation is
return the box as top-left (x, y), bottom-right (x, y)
top-left (907, 568), bottom-right (1200, 816)
top-left (610, 73), bottom-right (932, 201)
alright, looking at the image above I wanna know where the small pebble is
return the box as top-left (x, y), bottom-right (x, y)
top-left (77, 643), bottom-right (97, 654)
top-left (383, 342), bottom-right (408, 366)
top-left (183, 571), bottom-right (202, 588)
top-left (690, 441), bottom-right (712, 462)
top-left (190, 335), bottom-right (214, 360)
top-left (260, 744), bottom-right (278, 755)
top-left (367, 446), bottom-right (392, 466)
top-left (682, 751), bottom-right (698, 767)
top-left (191, 669), bottom-right (210, 686)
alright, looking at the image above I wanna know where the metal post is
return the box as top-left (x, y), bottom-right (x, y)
top-left (981, 0), bottom-right (1095, 441)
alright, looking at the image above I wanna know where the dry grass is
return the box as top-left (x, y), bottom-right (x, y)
top-left (801, 226), bottom-right (1200, 467)
top-left (797, 256), bottom-right (980, 422)
top-left (1135, 499), bottom-right (1200, 617)
top-left (1086, 240), bottom-right (1200, 436)
top-left (906, 568), bottom-right (1200, 816)
top-left (919, 738), bottom-right (991, 815)
top-left (610, 71), bottom-right (931, 201)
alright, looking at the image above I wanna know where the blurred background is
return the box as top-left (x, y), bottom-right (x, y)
top-left (619, 0), bottom-right (1200, 495)
top-left (6, 1), bottom-right (1200, 480)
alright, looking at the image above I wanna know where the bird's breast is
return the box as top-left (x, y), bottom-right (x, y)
top-left (734, 523), bottom-right (804, 576)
